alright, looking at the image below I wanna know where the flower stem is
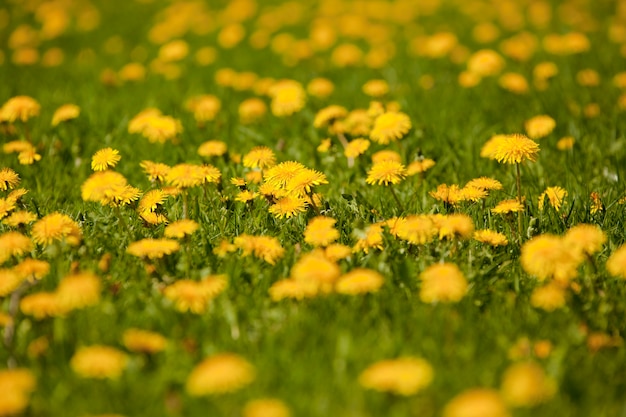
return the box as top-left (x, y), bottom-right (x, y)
top-left (182, 190), bottom-right (188, 219)
top-left (307, 191), bottom-right (321, 216)
top-left (389, 185), bottom-right (405, 214)
top-left (515, 162), bottom-right (523, 242)
top-left (114, 206), bottom-right (127, 230)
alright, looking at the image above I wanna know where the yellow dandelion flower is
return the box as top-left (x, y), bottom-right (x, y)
top-left (7, 189), bottom-right (27, 205)
top-left (0, 96), bottom-right (40, 123)
top-left (498, 73), bottom-right (529, 94)
top-left (119, 62), bottom-right (146, 82)
top-left (139, 160), bottom-right (170, 183)
top-left (291, 250), bottom-right (341, 292)
top-left (71, 345), bottom-right (128, 379)
top-left (0, 168), bottom-right (20, 191)
top-left (394, 215), bottom-right (437, 245)
top-left (313, 105), bottom-right (348, 129)
top-left (0, 268), bottom-right (23, 297)
top-left (269, 80), bottom-right (306, 117)
top-left (370, 111), bottom-right (411, 145)
top-left (443, 389), bottom-right (510, 417)
top-left (127, 238), bottom-right (180, 260)
top-left (344, 109), bottom-right (372, 136)
top-left (533, 62), bottom-right (558, 80)
top-left (353, 223), bottom-right (384, 254)
top-left (234, 234), bottom-right (285, 265)
top-left (269, 195), bottom-right (307, 219)
top-left (324, 244), bottom-right (352, 261)
top-left (284, 168), bottom-right (328, 197)
top-left (164, 219), bottom-right (199, 239)
top-left (362, 79), bottom-right (389, 97)
top-left (166, 163), bottom-right (205, 188)
top-left (17, 147), bottom-right (41, 165)
top-left (269, 278), bottom-right (320, 301)
top-left (465, 177), bottom-right (503, 191)
top-left (501, 362), bottom-right (556, 407)
top-left (344, 138), bottom-right (370, 158)
top-left (557, 136), bottom-right (575, 151)
top-left (524, 115), bottom-right (556, 139)
top-left (430, 184), bottom-right (464, 206)
top-left (521, 234), bottom-right (581, 282)
top-left (56, 271), bottom-right (101, 311)
top-left (474, 230), bottom-right (509, 246)
top-left (366, 160), bottom-right (407, 186)
top-left (358, 357), bottom-right (434, 396)
top-left (238, 98), bottom-right (267, 124)
top-left (530, 282), bottom-right (567, 311)
top-left (371, 149), bottom-right (402, 164)
top-left (436, 214), bottom-right (474, 240)
top-left (186, 94), bottom-right (221, 123)
top-left (307, 78), bottom-right (334, 98)
top-left (186, 353), bottom-right (255, 396)
top-left (13, 258), bottom-right (50, 281)
top-left (102, 184), bottom-right (141, 207)
top-left (0, 368), bottom-right (36, 416)
top-left (235, 190), bottom-right (257, 203)
top-left (3, 141), bottom-right (33, 154)
top-left (243, 146), bottom-right (276, 169)
top-left (461, 186), bottom-right (488, 202)
top-left (140, 211), bottom-right (169, 225)
top-left (607, 244), bottom-right (626, 279)
top-left (538, 186), bottom-right (567, 211)
top-left (0, 231), bottom-right (32, 264)
top-left (0, 198), bottom-right (16, 221)
top-left (467, 49), bottom-right (506, 77)
top-left (212, 240), bottom-right (237, 258)
top-left (336, 268), bottom-right (384, 295)
top-left (419, 263), bottom-right (468, 303)
top-left (140, 114), bottom-right (183, 144)
top-left (91, 148), bottom-right (122, 171)
top-left (51, 103), bottom-right (80, 126)
top-left (263, 161), bottom-right (306, 189)
top-left (122, 328), bottom-right (167, 354)
top-left (81, 171), bottom-right (128, 202)
top-left (138, 189), bottom-right (167, 213)
top-left (493, 134), bottom-right (540, 164)
top-left (491, 199), bottom-right (524, 214)
top-left (31, 212), bottom-right (81, 246)
top-left (163, 277), bottom-right (225, 314)
top-left (304, 216), bottom-right (339, 247)
top-left (480, 134), bottom-right (507, 159)
top-left (198, 140), bottom-right (227, 158)
top-left (407, 158), bottom-right (436, 176)
top-left (243, 399), bottom-right (291, 417)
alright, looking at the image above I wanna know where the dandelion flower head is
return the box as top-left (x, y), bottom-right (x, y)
top-left (366, 160), bottom-right (407, 186)
top-left (91, 148), bottom-right (121, 171)
top-left (493, 134), bottom-right (540, 164)
top-left (358, 357), bottom-right (434, 396)
top-left (186, 353), bottom-right (255, 396)
top-left (370, 111), bottom-right (411, 144)
top-left (419, 262), bottom-right (468, 303)
top-left (70, 345), bottom-right (128, 379)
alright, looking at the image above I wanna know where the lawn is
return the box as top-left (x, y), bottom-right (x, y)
top-left (1, 0), bottom-right (626, 416)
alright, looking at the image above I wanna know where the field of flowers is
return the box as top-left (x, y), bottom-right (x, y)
top-left (1, 0), bottom-right (626, 416)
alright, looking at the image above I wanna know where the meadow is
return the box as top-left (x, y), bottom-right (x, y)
top-left (1, 0), bottom-right (626, 416)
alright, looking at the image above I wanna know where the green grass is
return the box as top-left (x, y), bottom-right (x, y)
top-left (1, 0), bottom-right (626, 416)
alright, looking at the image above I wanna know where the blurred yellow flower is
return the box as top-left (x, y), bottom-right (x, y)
top-left (51, 103), bottom-right (80, 126)
top-left (419, 263), bottom-right (468, 303)
top-left (186, 353), bottom-right (255, 396)
top-left (91, 147), bottom-right (121, 171)
top-left (443, 388), bottom-right (510, 417)
top-left (359, 357), bottom-right (434, 395)
top-left (71, 345), bottom-right (128, 379)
